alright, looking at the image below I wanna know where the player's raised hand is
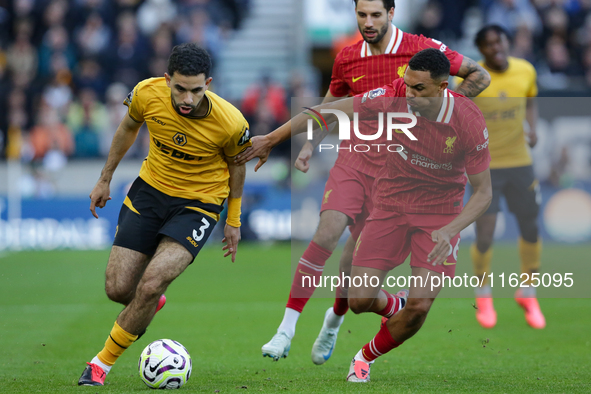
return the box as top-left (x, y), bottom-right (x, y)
top-left (295, 141), bottom-right (314, 173)
top-left (89, 181), bottom-right (112, 219)
top-left (234, 135), bottom-right (273, 171)
top-left (428, 229), bottom-right (452, 266)
top-left (222, 224), bottom-right (241, 262)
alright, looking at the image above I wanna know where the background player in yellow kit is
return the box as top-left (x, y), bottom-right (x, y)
top-left (456, 25), bottom-right (545, 329)
top-left (78, 43), bottom-right (252, 386)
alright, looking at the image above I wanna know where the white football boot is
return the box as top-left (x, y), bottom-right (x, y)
top-left (311, 307), bottom-right (343, 365)
top-left (346, 358), bottom-right (372, 382)
top-left (261, 331), bottom-right (291, 361)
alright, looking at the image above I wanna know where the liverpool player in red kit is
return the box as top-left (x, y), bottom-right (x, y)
top-left (343, 49), bottom-right (492, 382)
top-left (248, 48), bottom-right (492, 382)
top-left (237, 0), bottom-right (491, 364)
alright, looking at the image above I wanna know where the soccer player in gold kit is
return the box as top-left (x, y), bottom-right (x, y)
top-left (456, 25), bottom-right (545, 329)
top-left (78, 43), bottom-right (252, 386)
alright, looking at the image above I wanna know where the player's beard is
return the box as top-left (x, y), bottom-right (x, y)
top-left (172, 95), bottom-right (198, 117)
top-left (360, 22), bottom-right (389, 44)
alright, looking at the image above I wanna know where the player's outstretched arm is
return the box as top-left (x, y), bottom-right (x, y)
top-left (235, 96), bottom-right (354, 171)
top-left (454, 57), bottom-right (491, 98)
top-left (428, 168), bottom-right (492, 265)
top-left (90, 114), bottom-right (142, 218)
top-left (222, 158), bottom-right (245, 262)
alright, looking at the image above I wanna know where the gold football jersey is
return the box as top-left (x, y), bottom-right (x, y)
top-left (454, 57), bottom-right (537, 169)
top-left (124, 77), bottom-right (251, 207)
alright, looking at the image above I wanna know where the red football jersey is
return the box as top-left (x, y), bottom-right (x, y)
top-left (356, 78), bottom-right (491, 214)
top-left (329, 25), bottom-right (464, 177)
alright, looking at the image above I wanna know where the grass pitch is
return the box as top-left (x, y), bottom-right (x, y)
top-left (0, 243), bottom-right (590, 393)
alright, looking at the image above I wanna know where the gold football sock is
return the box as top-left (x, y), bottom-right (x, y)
top-left (519, 237), bottom-right (542, 286)
top-left (97, 321), bottom-right (138, 366)
top-left (471, 243), bottom-right (492, 286)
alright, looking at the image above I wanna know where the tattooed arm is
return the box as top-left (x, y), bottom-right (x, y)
top-left (454, 56), bottom-right (491, 98)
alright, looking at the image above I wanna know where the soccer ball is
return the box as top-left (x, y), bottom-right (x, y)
top-left (138, 339), bottom-right (192, 389)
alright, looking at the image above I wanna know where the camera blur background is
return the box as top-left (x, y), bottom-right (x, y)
top-left (1, 2), bottom-right (590, 392)
top-left (0, 0), bottom-right (591, 249)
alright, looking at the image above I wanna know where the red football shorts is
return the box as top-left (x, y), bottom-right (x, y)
top-left (353, 208), bottom-right (461, 277)
top-left (320, 163), bottom-right (374, 240)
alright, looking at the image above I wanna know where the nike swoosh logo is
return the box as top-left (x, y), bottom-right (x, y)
top-left (298, 269), bottom-right (313, 276)
top-left (148, 356), bottom-right (169, 373)
top-left (323, 343), bottom-right (335, 360)
top-left (352, 75), bottom-right (365, 83)
top-left (442, 260), bottom-right (456, 266)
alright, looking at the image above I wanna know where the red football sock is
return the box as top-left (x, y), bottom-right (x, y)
top-left (333, 284), bottom-right (349, 316)
top-left (361, 322), bottom-right (403, 362)
top-left (376, 290), bottom-right (401, 318)
top-left (286, 241), bottom-right (332, 313)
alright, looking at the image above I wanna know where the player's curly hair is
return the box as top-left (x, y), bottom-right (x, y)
top-left (167, 43), bottom-right (212, 78)
top-left (474, 25), bottom-right (512, 48)
top-left (408, 48), bottom-right (450, 81)
top-left (353, 0), bottom-right (395, 10)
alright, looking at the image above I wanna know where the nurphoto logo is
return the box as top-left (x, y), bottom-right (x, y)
top-left (303, 106), bottom-right (418, 153)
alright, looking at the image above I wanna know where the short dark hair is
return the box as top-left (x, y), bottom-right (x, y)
top-left (353, 0), bottom-right (395, 10)
top-left (167, 43), bottom-right (212, 78)
top-left (474, 25), bottom-right (512, 48)
top-left (408, 48), bottom-right (451, 81)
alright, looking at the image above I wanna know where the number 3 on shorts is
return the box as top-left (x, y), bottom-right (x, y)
top-left (193, 217), bottom-right (211, 242)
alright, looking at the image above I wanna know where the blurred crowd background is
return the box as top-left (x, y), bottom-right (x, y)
top-left (0, 0), bottom-right (590, 197)
top-left (0, 0), bottom-right (249, 166)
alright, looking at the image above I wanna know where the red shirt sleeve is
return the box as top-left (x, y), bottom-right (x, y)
top-left (461, 104), bottom-right (491, 174)
top-left (416, 35), bottom-right (464, 76)
top-left (329, 51), bottom-right (351, 97)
